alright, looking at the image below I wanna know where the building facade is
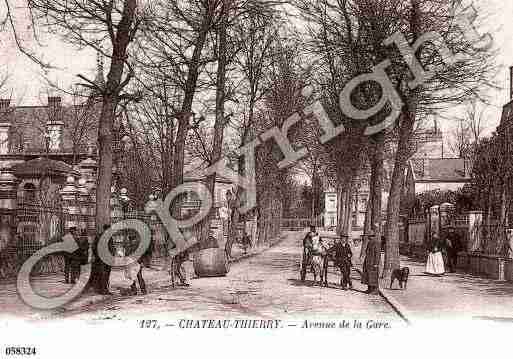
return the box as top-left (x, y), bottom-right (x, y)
top-left (323, 122), bottom-right (455, 235)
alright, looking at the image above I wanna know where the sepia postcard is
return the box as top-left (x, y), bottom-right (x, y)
top-left (0, 0), bottom-right (512, 357)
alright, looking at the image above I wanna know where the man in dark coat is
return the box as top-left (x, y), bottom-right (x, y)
top-left (126, 233), bottom-right (152, 295)
top-left (361, 230), bottom-right (381, 295)
top-left (444, 227), bottom-right (462, 273)
top-left (62, 227), bottom-right (78, 284)
top-left (300, 225), bottom-right (317, 281)
top-left (69, 230), bottom-right (90, 284)
top-left (328, 235), bottom-right (353, 289)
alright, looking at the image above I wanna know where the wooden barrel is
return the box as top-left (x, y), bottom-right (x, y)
top-left (193, 248), bottom-right (230, 277)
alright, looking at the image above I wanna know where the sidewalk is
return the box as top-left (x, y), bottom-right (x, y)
top-left (0, 234), bottom-right (285, 321)
top-left (379, 255), bottom-right (513, 322)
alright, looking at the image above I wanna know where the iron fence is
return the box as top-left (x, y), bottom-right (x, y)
top-left (0, 204), bottom-right (95, 281)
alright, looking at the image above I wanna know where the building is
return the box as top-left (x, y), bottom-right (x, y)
top-left (406, 157), bottom-right (472, 194)
top-left (405, 124), bottom-right (471, 195)
top-left (323, 121), bottom-right (461, 234)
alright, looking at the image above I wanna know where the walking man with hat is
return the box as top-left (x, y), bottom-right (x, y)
top-left (62, 226), bottom-right (77, 284)
top-left (301, 224), bottom-right (317, 282)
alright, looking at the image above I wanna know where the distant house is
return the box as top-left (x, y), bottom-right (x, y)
top-left (406, 157), bottom-right (472, 195)
top-left (0, 96), bottom-right (99, 170)
top-left (181, 168), bottom-right (234, 216)
top-left (0, 54), bottom-right (106, 174)
top-left (323, 122), bottom-right (459, 234)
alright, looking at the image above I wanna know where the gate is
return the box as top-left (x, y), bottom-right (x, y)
top-left (281, 216), bottom-right (323, 231)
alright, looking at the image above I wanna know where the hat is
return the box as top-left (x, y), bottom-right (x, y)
top-left (68, 226), bottom-right (77, 232)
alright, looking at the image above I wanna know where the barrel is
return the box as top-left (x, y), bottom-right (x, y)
top-left (193, 248), bottom-right (230, 277)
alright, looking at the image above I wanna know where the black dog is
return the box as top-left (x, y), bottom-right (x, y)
top-left (390, 267), bottom-right (410, 289)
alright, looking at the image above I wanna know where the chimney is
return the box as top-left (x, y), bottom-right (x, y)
top-left (0, 99), bottom-right (10, 110)
top-left (46, 96), bottom-right (63, 151)
top-left (48, 96), bottom-right (61, 107)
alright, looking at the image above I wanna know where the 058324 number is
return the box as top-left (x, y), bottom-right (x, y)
top-left (5, 347), bottom-right (37, 356)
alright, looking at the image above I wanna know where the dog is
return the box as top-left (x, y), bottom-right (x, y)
top-left (390, 267), bottom-right (410, 289)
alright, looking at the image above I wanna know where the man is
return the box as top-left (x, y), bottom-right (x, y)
top-left (62, 227), bottom-right (77, 284)
top-left (125, 233), bottom-right (150, 295)
top-left (334, 236), bottom-right (353, 290)
top-left (300, 225), bottom-right (317, 282)
top-left (361, 228), bottom-right (381, 295)
top-left (70, 230), bottom-right (90, 284)
top-left (241, 231), bottom-right (252, 255)
top-left (170, 250), bottom-right (190, 287)
top-left (444, 226), bottom-right (462, 273)
top-left (170, 229), bottom-right (195, 287)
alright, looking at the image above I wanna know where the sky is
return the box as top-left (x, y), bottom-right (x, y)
top-left (0, 0), bottom-right (512, 150)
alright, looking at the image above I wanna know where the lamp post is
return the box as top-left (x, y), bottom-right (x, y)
top-left (43, 131), bottom-right (51, 158)
top-left (119, 187), bottom-right (130, 255)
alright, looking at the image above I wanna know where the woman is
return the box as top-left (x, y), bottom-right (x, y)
top-left (425, 235), bottom-right (445, 276)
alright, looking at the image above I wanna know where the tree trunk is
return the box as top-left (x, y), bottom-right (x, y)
top-left (336, 167), bottom-right (357, 237)
top-left (383, 100), bottom-right (418, 280)
top-left (201, 0), bottom-right (229, 244)
top-left (343, 184), bottom-right (355, 236)
top-left (171, 10), bottom-right (214, 219)
top-left (361, 134), bottom-right (384, 262)
top-left (93, 0), bottom-right (138, 293)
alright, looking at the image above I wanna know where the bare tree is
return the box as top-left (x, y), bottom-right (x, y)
top-left (450, 115), bottom-right (472, 157)
top-left (225, 4), bottom-right (280, 256)
top-left (11, 0), bottom-right (145, 239)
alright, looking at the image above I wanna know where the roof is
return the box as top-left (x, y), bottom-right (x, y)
top-left (12, 157), bottom-right (80, 178)
top-left (183, 171), bottom-right (233, 184)
top-left (183, 166), bottom-right (233, 184)
top-left (410, 158), bottom-right (470, 183)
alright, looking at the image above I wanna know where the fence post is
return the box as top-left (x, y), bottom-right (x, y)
top-left (429, 205), bottom-right (440, 240)
top-left (80, 157), bottom-right (97, 236)
top-left (440, 203), bottom-right (455, 231)
top-left (59, 176), bottom-right (79, 231)
top-left (110, 187), bottom-right (124, 259)
top-left (0, 167), bottom-right (18, 251)
top-left (467, 211), bottom-right (484, 253)
top-left (77, 177), bottom-right (90, 234)
top-left (79, 157), bottom-right (98, 192)
top-left (507, 229), bottom-right (513, 259)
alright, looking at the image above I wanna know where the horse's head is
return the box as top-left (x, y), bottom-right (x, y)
top-left (311, 235), bottom-right (326, 255)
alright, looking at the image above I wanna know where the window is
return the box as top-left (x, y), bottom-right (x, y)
top-left (23, 183), bottom-right (37, 203)
top-left (48, 125), bottom-right (62, 151)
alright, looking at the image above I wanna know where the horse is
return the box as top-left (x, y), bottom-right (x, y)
top-left (310, 235), bottom-right (327, 286)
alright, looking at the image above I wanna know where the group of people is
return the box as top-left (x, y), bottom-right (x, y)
top-left (300, 224), bottom-right (382, 295)
top-left (59, 225), bottom-right (257, 295)
top-left (60, 224), bottom-right (154, 296)
top-left (301, 225), bottom-right (354, 290)
top-left (425, 226), bottom-right (463, 276)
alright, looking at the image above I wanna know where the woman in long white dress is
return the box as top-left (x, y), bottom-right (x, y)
top-left (425, 235), bottom-right (445, 276)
